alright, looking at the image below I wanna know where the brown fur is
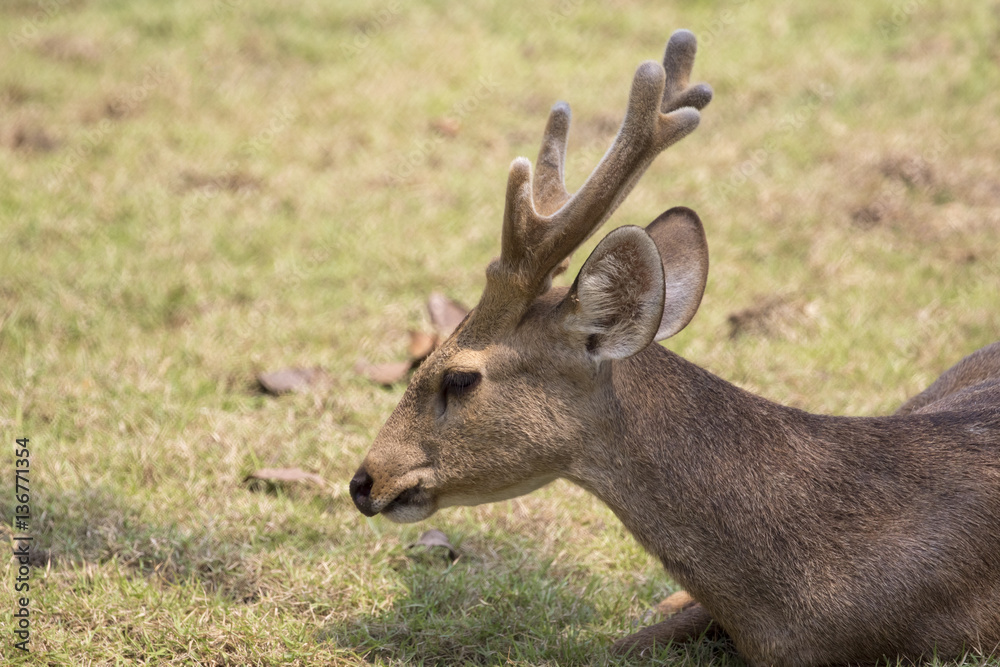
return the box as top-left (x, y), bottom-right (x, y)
top-left (348, 29), bottom-right (1000, 667)
top-left (896, 342), bottom-right (1000, 416)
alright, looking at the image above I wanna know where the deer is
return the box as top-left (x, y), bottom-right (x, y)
top-left (349, 29), bottom-right (1000, 666)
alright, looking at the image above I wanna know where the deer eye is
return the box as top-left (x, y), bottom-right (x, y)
top-left (441, 370), bottom-right (481, 405)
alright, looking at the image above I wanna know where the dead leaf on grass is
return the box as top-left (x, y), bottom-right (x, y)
top-left (178, 169), bottom-right (262, 193)
top-left (727, 297), bottom-right (786, 339)
top-left (256, 366), bottom-right (325, 395)
top-left (427, 292), bottom-right (468, 339)
top-left (727, 295), bottom-right (821, 341)
top-left (244, 467), bottom-right (326, 491)
top-left (6, 124), bottom-right (58, 153)
top-left (19, 546), bottom-right (53, 568)
top-left (880, 154), bottom-right (934, 189)
top-left (36, 34), bottom-right (102, 64)
top-left (355, 292), bottom-right (468, 387)
top-left (430, 117), bottom-right (461, 138)
top-left (406, 528), bottom-right (458, 563)
top-left (353, 359), bottom-right (412, 386)
top-left (408, 330), bottom-right (437, 362)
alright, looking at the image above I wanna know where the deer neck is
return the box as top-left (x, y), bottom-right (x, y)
top-left (563, 343), bottom-right (807, 594)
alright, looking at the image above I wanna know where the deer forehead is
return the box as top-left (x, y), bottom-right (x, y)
top-left (458, 285), bottom-right (571, 341)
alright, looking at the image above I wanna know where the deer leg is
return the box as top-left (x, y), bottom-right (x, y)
top-left (611, 602), bottom-right (721, 657)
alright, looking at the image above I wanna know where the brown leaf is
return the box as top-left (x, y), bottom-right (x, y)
top-left (256, 367), bottom-right (324, 395)
top-left (12, 540), bottom-right (52, 567)
top-left (406, 528), bottom-right (458, 562)
top-left (7, 123), bottom-right (58, 153)
top-left (354, 359), bottom-right (412, 386)
top-left (408, 330), bottom-right (438, 362)
top-left (430, 117), bottom-right (461, 138)
top-left (179, 169), bottom-right (262, 193)
top-left (244, 467), bottom-right (326, 489)
top-left (427, 292), bottom-right (468, 340)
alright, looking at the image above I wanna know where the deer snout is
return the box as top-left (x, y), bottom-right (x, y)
top-left (348, 457), bottom-right (437, 523)
top-left (349, 466), bottom-right (377, 516)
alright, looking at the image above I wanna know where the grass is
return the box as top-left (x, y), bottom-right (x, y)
top-left (1, 0), bottom-right (999, 664)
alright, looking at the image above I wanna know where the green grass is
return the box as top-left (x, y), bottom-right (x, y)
top-left (1, 0), bottom-right (999, 664)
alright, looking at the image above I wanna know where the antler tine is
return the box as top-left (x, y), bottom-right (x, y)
top-left (661, 29), bottom-right (713, 113)
top-left (494, 29), bottom-right (711, 297)
top-left (532, 102), bottom-right (572, 216)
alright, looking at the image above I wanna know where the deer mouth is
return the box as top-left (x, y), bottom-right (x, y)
top-left (381, 484), bottom-right (434, 522)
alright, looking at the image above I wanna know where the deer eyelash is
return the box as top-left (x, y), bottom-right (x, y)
top-left (442, 371), bottom-right (481, 400)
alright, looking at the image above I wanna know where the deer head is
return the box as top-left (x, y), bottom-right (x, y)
top-left (350, 30), bottom-right (712, 523)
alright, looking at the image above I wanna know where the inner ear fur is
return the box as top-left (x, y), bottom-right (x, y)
top-left (564, 226), bottom-right (666, 361)
top-left (644, 206), bottom-right (709, 341)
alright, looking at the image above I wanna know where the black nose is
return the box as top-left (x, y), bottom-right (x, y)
top-left (349, 467), bottom-right (377, 517)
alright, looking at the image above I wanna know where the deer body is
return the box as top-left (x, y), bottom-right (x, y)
top-left (349, 30), bottom-right (1000, 665)
top-left (580, 342), bottom-right (1000, 665)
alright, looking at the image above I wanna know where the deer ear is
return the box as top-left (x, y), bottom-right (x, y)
top-left (644, 206), bottom-right (708, 341)
top-left (565, 226), bottom-right (666, 361)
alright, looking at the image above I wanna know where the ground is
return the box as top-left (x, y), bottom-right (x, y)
top-left (1, 0), bottom-right (999, 664)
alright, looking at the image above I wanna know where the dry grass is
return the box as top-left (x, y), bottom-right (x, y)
top-left (1, 0), bottom-right (999, 664)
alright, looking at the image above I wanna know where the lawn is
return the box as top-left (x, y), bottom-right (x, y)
top-left (1, 0), bottom-right (998, 664)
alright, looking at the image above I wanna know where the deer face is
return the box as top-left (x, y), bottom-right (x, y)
top-left (349, 290), bottom-right (588, 522)
top-left (349, 29), bottom-right (712, 523)
top-left (350, 212), bottom-right (709, 523)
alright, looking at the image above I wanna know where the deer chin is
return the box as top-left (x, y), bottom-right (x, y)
top-left (436, 474), bottom-right (560, 509)
top-left (379, 484), bottom-right (437, 523)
